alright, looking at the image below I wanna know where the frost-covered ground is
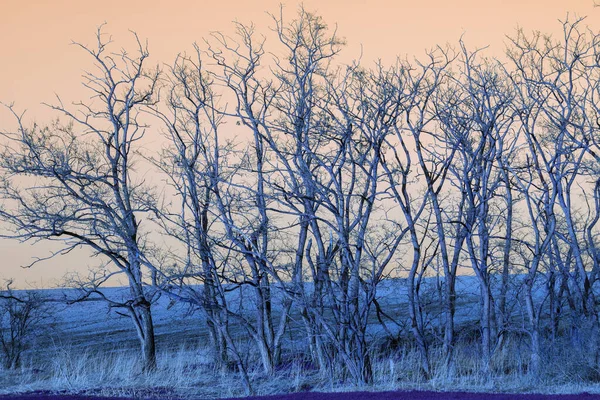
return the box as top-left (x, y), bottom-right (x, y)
top-left (1, 389), bottom-right (600, 399)
top-left (20, 273), bottom-right (536, 358)
top-left (28, 286), bottom-right (206, 353)
top-left (0, 273), bottom-right (594, 399)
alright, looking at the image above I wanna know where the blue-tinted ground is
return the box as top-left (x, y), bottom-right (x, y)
top-left (2, 391), bottom-right (600, 400)
top-left (0, 277), bottom-right (579, 399)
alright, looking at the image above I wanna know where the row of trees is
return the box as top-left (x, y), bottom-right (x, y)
top-left (2, 9), bottom-right (600, 394)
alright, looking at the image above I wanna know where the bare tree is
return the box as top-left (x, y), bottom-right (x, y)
top-left (0, 281), bottom-right (51, 370)
top-left (199, 8), bottom-right (346, 379)
top-left (0, 27), bottom-right (161, 371)
top-left (386, 47), bottom-right (457, 376)
top-left (149, 47), bottom-right (256, 394)
top-left (506, 17), bottom-right (600, 375)
top-left (437, 43), bottom-right (518, 374)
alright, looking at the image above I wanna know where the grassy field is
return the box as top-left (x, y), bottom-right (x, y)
top-left (1, 276), bottom-right (598, 399)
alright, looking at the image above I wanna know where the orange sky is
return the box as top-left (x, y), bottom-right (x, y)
top-left (1, 0), bottom-right (598, 287)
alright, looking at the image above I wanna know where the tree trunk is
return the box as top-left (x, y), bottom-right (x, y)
top-left (525, 279), bottom-right (541, 379)
top-left (136, 302), bottom-right (157, 372)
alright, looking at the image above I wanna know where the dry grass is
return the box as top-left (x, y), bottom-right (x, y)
top-left (2, 282), bottom-right (599, 398)
top-left (3, 335), bottom-right (600, 399)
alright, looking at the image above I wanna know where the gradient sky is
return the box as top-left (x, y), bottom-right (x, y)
top-left (1, 0), bottom-right (599, 288)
